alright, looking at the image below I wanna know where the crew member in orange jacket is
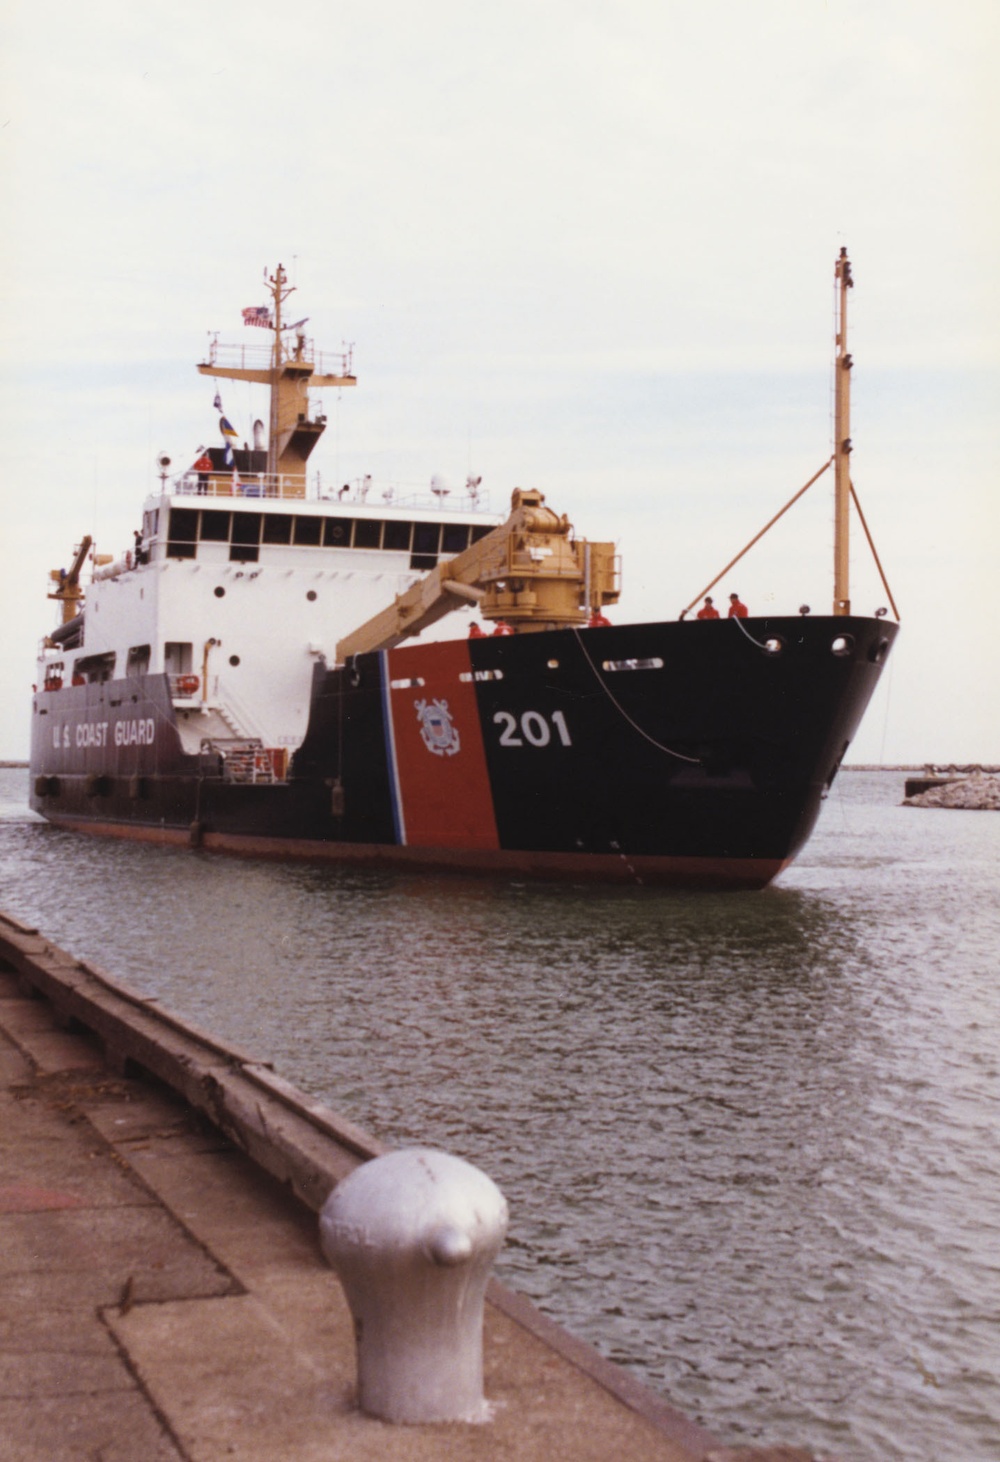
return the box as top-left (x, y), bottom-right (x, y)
top-left (727, 593), bottom-right (748, 619)
top-left (696, 596), bottom-right (720, 620)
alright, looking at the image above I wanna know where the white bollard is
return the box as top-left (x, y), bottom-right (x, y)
top-left (319, 1148), bottom-right (508, 1423)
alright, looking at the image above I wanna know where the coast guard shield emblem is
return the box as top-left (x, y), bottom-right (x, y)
top-left (415, 698), bottom-right (461, 757)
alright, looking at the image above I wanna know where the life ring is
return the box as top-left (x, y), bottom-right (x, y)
top-left (177, 674), bottom-right (200, 694)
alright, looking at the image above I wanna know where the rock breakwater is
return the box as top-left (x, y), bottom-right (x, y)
top-left (904, 772), bottom-right (1000, 810)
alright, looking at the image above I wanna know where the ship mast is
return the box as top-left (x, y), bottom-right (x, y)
top-left (267, 264), bottom-right (292, 481)
top-left (197, 263), bottom-right (356, 497)
top-left (833, 247), bottom-right (853, 616)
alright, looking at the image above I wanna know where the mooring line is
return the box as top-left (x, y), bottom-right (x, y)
top-left (571, 630), bottom-right (701, 764)
top-left (729, 614), bottom-right (773, 651)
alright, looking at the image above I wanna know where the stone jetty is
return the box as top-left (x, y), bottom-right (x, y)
top-left (904, 772), bottom-right (1000, 810)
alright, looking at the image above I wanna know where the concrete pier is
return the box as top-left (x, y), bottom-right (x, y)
top-left (0, 911), bottom-right (822, 1462)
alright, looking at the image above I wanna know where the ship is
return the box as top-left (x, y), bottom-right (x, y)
top-left (28, 251), bottom-right (898, 889)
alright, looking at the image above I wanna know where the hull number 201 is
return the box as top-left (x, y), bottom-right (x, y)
top-left (493, 709), bottom-right (572, 748)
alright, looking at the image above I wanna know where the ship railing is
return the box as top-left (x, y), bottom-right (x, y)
top-left (173, 470), bottom-right (311, 501)
top-left (172, 469), bottom-right (494, 515)
top-left (199, 736), bottom-right (279, 785)
top-left (320, 477), bottom-right (495, 515)
top-left (201, 338), bottom-right (354, 379)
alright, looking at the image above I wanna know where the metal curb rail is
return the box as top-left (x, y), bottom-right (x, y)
top-left (0, 910), bottom-right (381, 1208)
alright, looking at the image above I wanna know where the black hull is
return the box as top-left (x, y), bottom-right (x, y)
top-left (28, 616), bottom-right (897, 889)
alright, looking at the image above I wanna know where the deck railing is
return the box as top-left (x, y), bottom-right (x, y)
top-left (171, 470), bottom-right (494, 515)
top-left (201, 338), bottom-right (354, 379)
top-left (175, 471), bottom-right (310, 501)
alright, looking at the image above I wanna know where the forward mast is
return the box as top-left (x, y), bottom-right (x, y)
top-left (833, 247), bottom-right (853, 616)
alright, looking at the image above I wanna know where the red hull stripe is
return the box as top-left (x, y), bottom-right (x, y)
top-left (44, 817), bottom-right (787, 889)
top-left (384, 640), bottom-right (500, 850)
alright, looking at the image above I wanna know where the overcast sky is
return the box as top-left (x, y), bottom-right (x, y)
top-left (2, 0), bottom-right (997, 763)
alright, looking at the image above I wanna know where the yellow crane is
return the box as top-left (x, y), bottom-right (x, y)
top-left (336, 488), bottom-right (620, 663)
top-left (47, 536), bottom-right (93, 625)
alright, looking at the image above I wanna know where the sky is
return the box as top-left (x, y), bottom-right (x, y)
top-left (1, 0), bottom-right (997, 764)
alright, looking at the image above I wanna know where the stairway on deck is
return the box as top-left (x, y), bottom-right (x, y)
top-left (175, 706), bottom-right (277, 784)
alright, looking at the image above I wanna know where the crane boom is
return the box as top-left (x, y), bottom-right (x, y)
top-left (335, 488), bottom-right (620, 663)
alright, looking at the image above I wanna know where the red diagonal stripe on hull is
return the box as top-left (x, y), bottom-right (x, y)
top-left (386, 641), bottom-right (499, 849)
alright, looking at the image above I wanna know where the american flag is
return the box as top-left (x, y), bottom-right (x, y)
top-left (242, 306), bottom-right (272, 328)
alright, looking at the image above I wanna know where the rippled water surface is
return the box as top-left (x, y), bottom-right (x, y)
top-left (1, 767), bottom-right (998, 1461)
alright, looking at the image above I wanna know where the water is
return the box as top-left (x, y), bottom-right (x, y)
top-left (1, 765), bottom-right (998, 1461)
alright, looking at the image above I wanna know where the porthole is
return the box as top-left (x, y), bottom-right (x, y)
top-left (214, 586), bottom-right (225, 598)
top-left (229, 654), bottom-right (241, 667)
top-left (868, 637), bottom-right (889, 664)
top-left (306, 590), bottom-right (317, 602)
top-left (763, 636), bottom-right (785, 656)
top-left (831, 635), bottom-right (855, 657)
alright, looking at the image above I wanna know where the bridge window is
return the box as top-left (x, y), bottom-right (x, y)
top-left (230, 512), bottom-right (262, 562)
top-left (383, 520), bottom-right (413, 552)
top-left (166, 507), bottom-right (198, 559)
top-left (354, 518), bottom-right (384, 549)
top-left (293, 516), bottom-right (323, 546)
top-left (324, 517), bottom-right (353, 546)
top-left (261, 514), bottom-right (292, 545)
top-left (181, 504), bottom-right (484, 562)
top-left (411, 522), bottom-right (440, 570)
top-left (199, 510), bottom-right (231, 542)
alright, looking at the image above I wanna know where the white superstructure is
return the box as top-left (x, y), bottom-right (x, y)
top-left (37, 261), bottom-right (497, 765)
top-left (39, 483), bottom-right (497, 758)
